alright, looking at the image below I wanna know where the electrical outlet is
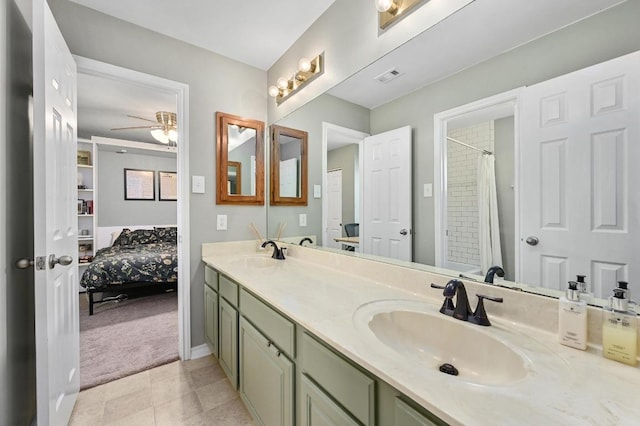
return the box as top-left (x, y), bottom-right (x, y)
top-left (299, 213), bottom-right (307, 227)
top-left (216, 214), bottom-right (227, 231)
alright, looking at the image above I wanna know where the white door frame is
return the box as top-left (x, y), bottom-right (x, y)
top-left (321, 122), bottom-right (369, 249)
top-left (74, 56), bottom-right (192, 359)
top-left (433, 88), bottom-right (523, 271)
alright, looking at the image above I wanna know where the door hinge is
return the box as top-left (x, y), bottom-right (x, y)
top-left (35, 256), bottom-right (46, 270)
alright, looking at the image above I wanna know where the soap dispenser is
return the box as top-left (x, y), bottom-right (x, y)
top-left (602, 288), bottom-right (637, 366)
top-left (558, 281), bottom-right (588, 350)
top-left (576, 275), bottom-right (593, 304)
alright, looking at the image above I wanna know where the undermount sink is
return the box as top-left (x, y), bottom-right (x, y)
top-left (353, 300), bottom-right (532, 386)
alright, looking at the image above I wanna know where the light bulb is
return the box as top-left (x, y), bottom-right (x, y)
top-left (268, 85), bottom-right (280, 97)
top-left (297, 57), bottom-right (312, 73)
top-left (376, 0), bottom-right (400, 13)
top-left (168, 129), bottom-right (178, 142)
top-left (276, 77), bottom-right (289, 90)
top-left (151, 129), bottom-right (170, 144)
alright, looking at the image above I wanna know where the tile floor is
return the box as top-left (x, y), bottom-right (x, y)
top-left (69, 356), bottom-right (255, 425)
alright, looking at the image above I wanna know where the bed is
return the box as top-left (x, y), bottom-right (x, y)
top-left (80, 227), bottom-right (178, 315)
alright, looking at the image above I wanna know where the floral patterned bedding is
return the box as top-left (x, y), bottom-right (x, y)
top-left (80, 241), bottom-right (178, 290)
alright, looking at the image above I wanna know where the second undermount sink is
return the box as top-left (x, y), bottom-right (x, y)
top-left (353, 300), bottom-right (532, 386)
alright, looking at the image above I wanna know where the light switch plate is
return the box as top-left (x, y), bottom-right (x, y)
top-left (423, 183), bottom-right (433, 198)
top-left (299, 213), bottom-right (307, 227)
top-left (216, 214), bottom-right (227, 231)
top-left (313, 184), bottom-right (321, 198)
top-left (192, 176), bottom-right (205, 193)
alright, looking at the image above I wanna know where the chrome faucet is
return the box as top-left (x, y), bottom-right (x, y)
top-left (261, 240), bottom-right (286, 260)
top-left (431, 279), bottom-right (503, 326)
top-left (484, 266), bottom-right (505, 284)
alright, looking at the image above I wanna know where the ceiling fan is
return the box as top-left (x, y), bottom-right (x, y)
top-left (111, 111), bottom-right (178, 144)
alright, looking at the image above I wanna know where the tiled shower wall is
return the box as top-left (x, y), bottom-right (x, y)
top-left (447, 122), bottom-right (494, 267)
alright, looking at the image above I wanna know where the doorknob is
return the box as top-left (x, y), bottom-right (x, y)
top-left (49, 254), bottom-right (73, 269)
top-left (399, 229), bottom-right (409, 236)
top-left (16, 258), bottom-right (35, 269)
top-left (525, 236), bottom-right (539, 246)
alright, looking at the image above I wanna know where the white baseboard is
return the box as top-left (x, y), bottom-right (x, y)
top-left (190, 343), bottom-right (212, 360)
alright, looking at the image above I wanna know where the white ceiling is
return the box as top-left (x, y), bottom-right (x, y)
top-left (69, 0), bottom-right (337, 70)
top-left (77, 73), bottom-right (176, 144)
top-left (328, 0), bottom-right (625, 109)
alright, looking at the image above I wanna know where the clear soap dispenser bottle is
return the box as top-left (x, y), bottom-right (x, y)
top-left (576, 275), bottom-right (593, 304)
top-left (559, 281), bottom-right (588, 350)
top-left (602, 287), bottom-right (637, 366)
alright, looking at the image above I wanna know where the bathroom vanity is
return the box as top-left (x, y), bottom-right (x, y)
top-left (202, 241), bottom-right (639, 425)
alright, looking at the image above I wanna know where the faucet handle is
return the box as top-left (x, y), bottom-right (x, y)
top-left (430, 283), bottom-right (454, 315)
top-left (470, 294), bottom-right (503, 326)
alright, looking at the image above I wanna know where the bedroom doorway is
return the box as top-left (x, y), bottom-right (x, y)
top-left (75, 56), bottom-right (190, 389)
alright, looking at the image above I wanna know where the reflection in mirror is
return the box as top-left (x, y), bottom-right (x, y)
top-left (266, 1), bottom-right (640, 307)
top-left (216, 111), bottom-right (264, 205)
top-left (270, 125), bottom-right (308, 206)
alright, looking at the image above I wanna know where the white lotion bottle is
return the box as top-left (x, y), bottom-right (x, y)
top-left (559, 281), bottom-right (588, 350)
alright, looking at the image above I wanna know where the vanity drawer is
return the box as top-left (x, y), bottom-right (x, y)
top-left (204, 265), bottom-right (218, 291)
top-left (219, 274), bottom-right (239, 307)
top-left (240, 289), bottom-right (295, 358)
top-left (301, 333), bottom-right (375, 426)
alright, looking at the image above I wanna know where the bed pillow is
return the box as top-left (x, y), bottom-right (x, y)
top-left (155, 226), bottom-right (178, 244)
top-left (112, 228), bottom-right (133, 246)
top-left (112, 228), bottom-right (158, 246)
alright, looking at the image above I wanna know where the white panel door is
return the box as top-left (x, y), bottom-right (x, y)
top-left (33, 2), bottom-right (79, 424)
top-left (520, 51), bottom-right (639, 296)
top-left (362, 126), bottom-right (412, 261)
top-left (279, 158), bottom-right (298, 198)
top-left (326, 169), bottom-right (343, 249)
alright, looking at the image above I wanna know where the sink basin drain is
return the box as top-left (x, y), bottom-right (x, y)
top-left (439, 363), bottom-right (459, 376)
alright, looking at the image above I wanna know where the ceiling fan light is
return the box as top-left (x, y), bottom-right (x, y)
top-left (151, 128), bottom-right (170, 144)
top-left (168, 129), bottom-right (178, 142)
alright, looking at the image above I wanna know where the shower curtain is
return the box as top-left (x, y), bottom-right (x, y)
top-left (478, 154), bottom-right (503, 275)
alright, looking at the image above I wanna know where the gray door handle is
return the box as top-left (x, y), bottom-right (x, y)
top-left (525, 236), bottom-right (539, 246)
top-left (400, 229), bottom-right (409, 236)
top-left (16, 258), bottom-right (34, 269)
top-left (49, 254), bottom-right (73, 269)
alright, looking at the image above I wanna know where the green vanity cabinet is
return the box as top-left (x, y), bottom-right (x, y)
top-left (218, 297), bottom-right (238, 389)
top-left (239, 317), bottom-right (294, 426)
top-left (203, 283), bottom-right (219, 356)
top-left (300, 374), bottom-right (360, 426)
top-left (301, 332), bottom-right (375, 426)
top-left (204, 266), bottom-right (219, 356)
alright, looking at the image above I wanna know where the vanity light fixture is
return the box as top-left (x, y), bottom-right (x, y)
top-left (268, 53), bottom-right (324, 105)
top-left (377, 0), bottom-right (428, 31)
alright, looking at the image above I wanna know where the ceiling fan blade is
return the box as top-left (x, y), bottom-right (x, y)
top-left (110, 125), bottom-right (161, 131)
top-left (126, 114), bottom-right (158, 124)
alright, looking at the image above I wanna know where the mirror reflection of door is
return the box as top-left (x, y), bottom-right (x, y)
top-left (227, 161), bottom-right (242, 195)
top-left (278, 135), bottom-right (301, 198)
top-left (227, 124), bottom-right (256, 196)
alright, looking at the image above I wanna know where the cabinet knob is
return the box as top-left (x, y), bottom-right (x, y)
top-left (267, 341), bottom-right (272, 348)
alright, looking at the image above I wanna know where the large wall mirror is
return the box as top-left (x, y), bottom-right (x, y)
top-left (216, 111), bottom-right (265, 205)
top-left (265, 1), bottom-right (640, 307)
top-left (270, 125), bottom-right (308, 206)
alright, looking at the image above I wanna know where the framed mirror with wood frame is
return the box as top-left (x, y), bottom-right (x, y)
top-left (270, 124), bottom-right (308, 206)
top-left (216, 111), bottom-right (265, 205)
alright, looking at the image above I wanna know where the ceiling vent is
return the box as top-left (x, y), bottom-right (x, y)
top-left (375, 67), bottom-right (403, 84)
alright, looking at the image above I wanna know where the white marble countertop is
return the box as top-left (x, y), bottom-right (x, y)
top-left (202, 242), bottom-right (640, 426)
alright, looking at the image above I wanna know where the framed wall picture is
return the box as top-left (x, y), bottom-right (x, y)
top-left (158, 171), bottom-right (178, 201)
top-left (124, 168), bottom-right (155, 200)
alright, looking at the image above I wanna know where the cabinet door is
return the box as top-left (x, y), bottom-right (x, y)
top-left (301, 374), bottom-right (359, 426)
top-left (239, 318), bottom-right (294, 426)
top-left (395, 398), bottom-right (439, 426)
top-left (204, 284), bottom-right (219, 357)
top-left (219, 297), bottom-right (238, 388)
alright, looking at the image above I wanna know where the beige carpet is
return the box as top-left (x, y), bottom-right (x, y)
top-left (79, 290), bottom-right (179, 390)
